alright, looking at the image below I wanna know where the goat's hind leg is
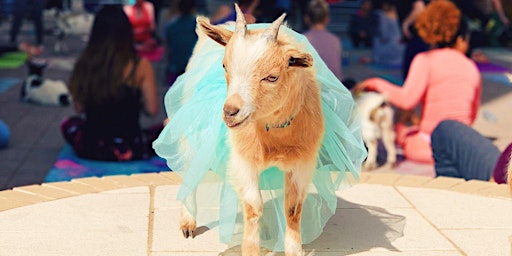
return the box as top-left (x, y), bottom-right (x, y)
top-left (380, 107), bottom-right (396, 167)
top-left (284, 162), bottom-right (315, 256)
top-left (180, 190), bottom-right (197, 238)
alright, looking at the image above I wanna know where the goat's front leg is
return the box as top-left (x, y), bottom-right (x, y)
top-left (180, 190), bottom-right (197, 238)
top-left (230, 155), bottom-right (262, 256)
top-left (284, 162), bottom-right (315, 256)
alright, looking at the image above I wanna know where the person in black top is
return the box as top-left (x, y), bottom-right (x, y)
top-left (61, 5), bottom-right (163, 161)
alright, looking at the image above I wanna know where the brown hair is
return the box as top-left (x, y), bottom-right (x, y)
top-left (69, 5), bottom-right (138, 107)
top-left (415, 0), bottom-right (462, 47)
top-left (306, 0), bottom-right (330, 25)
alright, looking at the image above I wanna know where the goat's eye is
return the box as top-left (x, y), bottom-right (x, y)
top-left (222, 64), bottom-right (226, 70)
top-left (264, 75), bottom-right (279, 83)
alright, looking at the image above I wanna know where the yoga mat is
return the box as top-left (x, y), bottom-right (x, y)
top-left (0, 52), bottom-right (27, 69)
top-left (45, 144), bottom-right (170, 182)
top-left (0, 77), bottom-right (20, 93)
top-left (368, 63), bottom-right (402, 71)
top-left (378, 74), bottom-right (404, 86)
top-left (476, 62), bottom-right (511, 73)
top-left (482, 72), bottom-right (512, 86)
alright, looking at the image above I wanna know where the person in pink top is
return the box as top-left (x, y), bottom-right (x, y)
top-left (355, 0), bottom-right (482, 163)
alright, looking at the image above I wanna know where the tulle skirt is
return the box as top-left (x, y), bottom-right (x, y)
top-left (153, 23), bottom-right (367, 251)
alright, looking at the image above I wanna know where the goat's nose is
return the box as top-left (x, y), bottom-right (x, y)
top-left (223, 105), bottom-right (240, 117)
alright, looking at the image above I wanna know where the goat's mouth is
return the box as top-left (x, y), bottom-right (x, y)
top-left (224, 115), bottom-right (250, 128)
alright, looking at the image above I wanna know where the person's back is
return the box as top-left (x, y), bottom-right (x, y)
top-left (165, 0), bottom-right (198, 85)
top-left (356, 0), bottom-right (481, 163)
top-left (372, 1), bottom-right (404, 66)
top-left (62, 5), bottom-right (161, 161)
top-left (303, 0), bottom-right (342, 81)
top-left (414, 48), bottom-right (480, 134)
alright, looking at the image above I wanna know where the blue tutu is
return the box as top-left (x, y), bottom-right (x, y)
top-left (153, 23), bottom-right (367, 251)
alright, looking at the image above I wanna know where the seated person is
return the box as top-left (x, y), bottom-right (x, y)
top-left (372, 0), bottom-right (405, 66)
top-left (164, 0), bottom-right (198, 85)
top-left (303, 0), bottom-right (342, 81)
top-left (355, 0), bottom-right (481, 163)
top-left (431, 120), bottom-right (510, 185)
top-left (124, 0), bottom-right (158, 53)
top-left (348, 0), bottom-right (377, 48)
top-left (61, 5), bottom-right (163, 161)
top-left (210, 0), bottom-right (259, 25)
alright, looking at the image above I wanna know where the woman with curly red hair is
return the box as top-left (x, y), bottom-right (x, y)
top-left (355, 0), bottom-right (481, 164)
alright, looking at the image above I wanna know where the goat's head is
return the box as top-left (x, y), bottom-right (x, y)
top-left (198, 4), bottom-right (313, 129)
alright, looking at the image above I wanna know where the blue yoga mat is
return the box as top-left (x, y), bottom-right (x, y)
top-left (45, 144), bottom-right (170, 182)
top-left (0, 77), bottom-right (20, 94)
top-left (482, 72), bottom-right (512, 86)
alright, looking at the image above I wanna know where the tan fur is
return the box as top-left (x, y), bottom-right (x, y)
top-left (180, 6), bottom-right (324, 256)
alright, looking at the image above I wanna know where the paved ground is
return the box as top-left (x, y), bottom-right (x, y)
top-left (0, 172), bottom-right (510, 255)
top-left (0, 9), bottom-right (511, 256)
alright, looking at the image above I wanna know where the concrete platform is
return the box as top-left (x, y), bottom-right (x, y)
top-left (0, 172), bottom-right (510, 256)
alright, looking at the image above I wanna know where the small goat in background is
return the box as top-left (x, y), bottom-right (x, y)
top-left (355, 91), bottom-right (396, 170)
top-left (180, 5), bottom-right (324, 256)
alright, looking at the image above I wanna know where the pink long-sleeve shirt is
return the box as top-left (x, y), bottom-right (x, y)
top-left (367, 48), bottom-right (481, 135)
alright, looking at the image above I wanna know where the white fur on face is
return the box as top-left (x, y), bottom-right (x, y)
top-left (225, 36), bottom-right (271, 119)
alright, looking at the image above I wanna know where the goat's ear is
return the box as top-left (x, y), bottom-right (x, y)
top-left (197, 16), bottom-right (233, 46)
top-left (288, 53), bottom-right (313, 68)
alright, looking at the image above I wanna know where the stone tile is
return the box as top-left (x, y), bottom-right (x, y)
top-left (154, 185), bottom-right (181, 209)
top-left (449, 180), bottom-right (499, 193)
top-left (0, 197), bottom-right (31, 211)
top-left (43, 181), bottom-right (99, 195)
top-left (158, 171), bottom-right (183, 184)
top-left (102, 175), bottom-right (148, 187)
top-left (153, 253), bottom-right (220, 256)
top-left (336, 184), bottom-right (412, 209)
top-left (398, 187), bottom-right (512, 229)
top-left (152, 208), bottom-right (230, 253)
top-left (0, 191), bottom-right (150, 256)
top-left (422, 177), bottom-right (465, 189)
top-left (132, 173), bottom-right (176, 186)
top-left (0, 190), bottom-right (50, 204)
top-left (305, 208), bottom-right (455, 252)
top-left (442, 229), bottom-right (512, 256)
top-left (473, 184), bottom-right (512, 199)
top-left (393, 175), bottom-right (433, 187)
top-left (364, 173), bottom-right (402, 185)
top-left (100, 186), bottom-right (149, 194)
top-left (72, 177), bottom-right (123, 191)
top-left (13, 184), bottom-right (76, 199)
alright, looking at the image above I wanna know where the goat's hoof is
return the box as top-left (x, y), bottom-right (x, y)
top-left (180, 221), bottom-right (196, 238)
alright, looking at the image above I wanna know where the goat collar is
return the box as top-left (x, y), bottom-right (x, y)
top-left (265, 116), bottom-right (294, 132)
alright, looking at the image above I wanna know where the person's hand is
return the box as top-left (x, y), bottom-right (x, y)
top-left (499, 14), bottom-right (510, 26)
top-left (352, 78), bottom-right (378, 94)
top-left (402, 23), bottom-right (412, 39)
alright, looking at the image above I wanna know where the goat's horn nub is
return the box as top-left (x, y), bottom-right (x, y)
top-left (234, 3), bottom-right (246, 37)
top-left (261, 12), bottom-right (286, 41)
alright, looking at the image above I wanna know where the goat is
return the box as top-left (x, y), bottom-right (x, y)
top-left (180, 5), bottom-right (324, 256)
top-left (355, 91), bottom-right (396, 170)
